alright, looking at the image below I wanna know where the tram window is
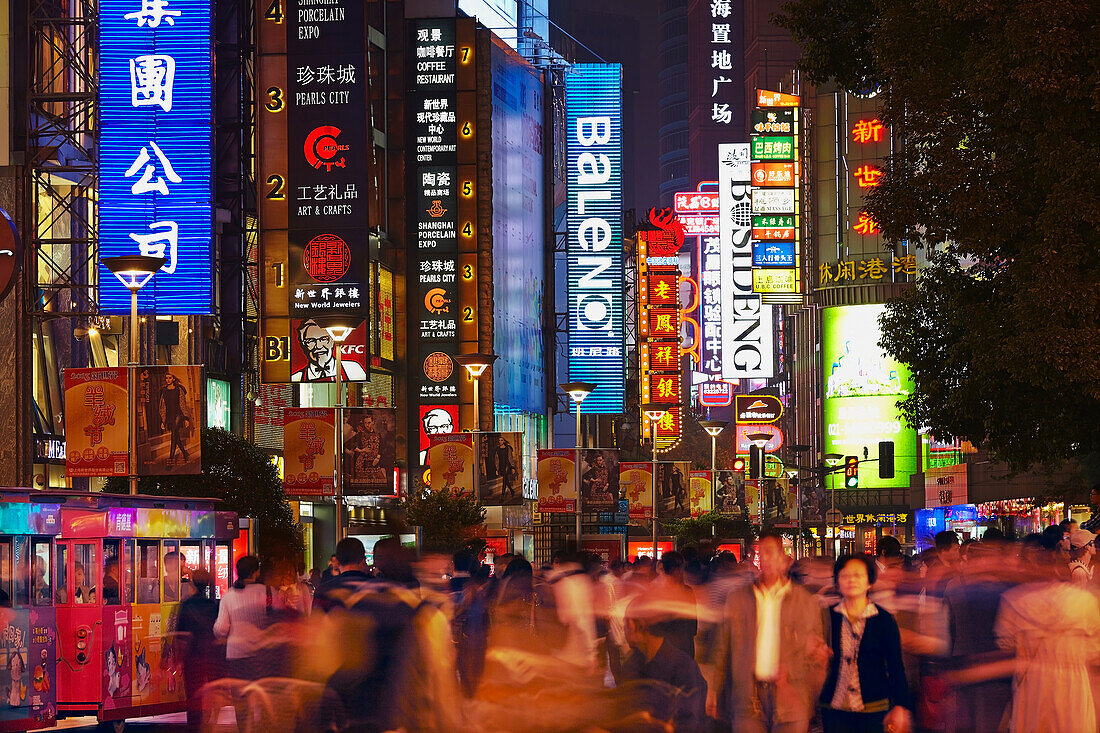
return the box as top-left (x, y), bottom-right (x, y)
top-left (136, 540), bottom-right (160, 604)
top-left (103, 540), bottom-right (122, 605)
top-left (73, 544), bottom-right (96, 605)
top-left (179, 542), bottom-right (202, 600)
top-left (12, 538), bottom-right (28, 606)
top-left (123, 540), bottom-right (135, 604)
top-left (0, 540), bottom-right (11, 607)
top-left (31, 541), bottom-right (51, 605)
top-left (55, 544), bottom-right (67, 604)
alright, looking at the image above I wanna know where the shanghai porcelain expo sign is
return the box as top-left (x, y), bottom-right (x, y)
top-left (98, 0), bottom-right (213, 314)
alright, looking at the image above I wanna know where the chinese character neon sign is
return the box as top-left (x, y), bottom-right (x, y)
top-left (99, 0), bottom-right (213, 314)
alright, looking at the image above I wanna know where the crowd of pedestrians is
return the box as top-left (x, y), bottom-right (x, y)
top-left (169, 515), bottom-right (1100, 733)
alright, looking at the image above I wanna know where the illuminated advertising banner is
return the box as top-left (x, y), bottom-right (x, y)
top-left (428, 434), bottom-right (476, 496)
top-left (753, 242), bottom-right (795, 267)
top-left (680, 215), bottom-right (720, 236)
top-left (689, 471), bottom-right (712, 516)
top-left (342, 408), bottom-right (397, 496)
top-left (655, 461), bottom-right (692, 519)
top-left (64, 368), bottom-right (130, 477)
top-left (283, 408), bottom-right (336, 496)
top-left (822, 305), bottom-right (919, 489)
top-left (565, 63), bottom-right (624, 413)
top-left (718, 143), bottom-right (775, 379)
top-left (136, 365), bottom-right (203, 475)
top-left (750, 91), bottom-right (801, 301)
top-left (286, 0), bottom-right (368, 317)
top-left (478, 432), bottom-right (524, 506)
top-left (674, 190), bottom-right (719, 214)
top-left (536, 449), bottom-right (576, 513)
top-left (99, 0), bottom-right (213, 314)
top-left (580, 449), bottom-right (620, 511)
top-left (620, 462), bottom-right (653, 522)
top-left (206, 378), bottom-right (231, 430)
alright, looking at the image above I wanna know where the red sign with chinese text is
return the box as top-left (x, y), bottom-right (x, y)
top-left (647, 342), bottom-right (680, 372)
top-left (647, 272), bottom-right (679, 307)
top-left (648, 372), bottom-right (682, 403)
top-left (647, 307), bottom-right (680, 338)
top-left (674, 191), bottom-right (719, 214)
top-left (751, 162), bottom-right (796, 187)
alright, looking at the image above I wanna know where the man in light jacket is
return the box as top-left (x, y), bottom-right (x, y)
top-left (711, 530), bottom-right (827, 732)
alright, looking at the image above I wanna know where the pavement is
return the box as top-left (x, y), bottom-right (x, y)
top-left (35, 708), bottom-right (239, 731)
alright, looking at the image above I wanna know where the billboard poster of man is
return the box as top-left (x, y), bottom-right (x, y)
top-left (136, 366), bottom-right (203, 475)
top-left (289, 318), bottom-right (368, 382)
top-left (536, 449), bottom-right (576, 513)
top-left (64, 368), bottom-right (129, 477)
top-left (619, 462), bottom-right (652, 522)
top-left (428, 434), bottom-right (475, 496)
top-left (689, 471), bottom-right (712, 516)
top-left (579, 449), bottom-right (620, 511)
top-left (283, 408), bottom-right (336, 496)
top-left (342, 408), bottom-right (396, 495)
top-left (478, 432), bottom-right (523, 506)
top-left (655, 461), bottom-right (692, 519)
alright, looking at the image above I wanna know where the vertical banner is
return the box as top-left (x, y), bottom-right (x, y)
top-left (579, 449), bottom-right (620, 511)
top-left (536, 449), bottom-right (576, 513)
top-left (64, 368), bottom-right (130, 477)
top-left (282, 408), bottom-right (336, 496)
top-left (689, 471), bottom-right (712, 516)
top-left (655, 461), bottom-right (692, 519)
top-left (428, 434), bottom-right (476, 496)
top-left (99, 0), bottom-right (213, 314)
top-left (565, 64), bottom-right (625, 413)
top-left (342, 408), bottom-right (397, 495)
top-left (745, 479), bottom-right (761, 524)
top-left (477, 432), bottom-right (523, 506)
top-left (620, 462), bottom-right (653, 523)
top-left (0, 611), bottom-right (30, 723)
top-left (718, 143), bottom-right (775, 379)
top-left (714, 469), bottom-right (746, 517)
top-left (136, 365), bottom-right (203, 475)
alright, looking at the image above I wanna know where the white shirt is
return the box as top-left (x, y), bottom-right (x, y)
top-left (753, 579), bottom-right (791, 681)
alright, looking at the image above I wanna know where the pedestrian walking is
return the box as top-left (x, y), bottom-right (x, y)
top-left (820, 554), bottom-right (911, 733)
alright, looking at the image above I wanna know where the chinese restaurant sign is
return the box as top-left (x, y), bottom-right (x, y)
top-left (99, 0), bottom-right (213, 314)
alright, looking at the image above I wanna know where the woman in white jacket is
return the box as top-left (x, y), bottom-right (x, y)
top-left (213, 555), bottom-right (267, 680)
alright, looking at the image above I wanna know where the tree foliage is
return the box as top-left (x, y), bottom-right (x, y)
top-left (104, 428), bottom-right (304, 559)
top-left (775, 0), bottom-right (1100, 469)
top-left (400, 487), bottom-right (486, 554)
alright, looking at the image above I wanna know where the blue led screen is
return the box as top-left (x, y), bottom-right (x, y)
top-left (565, 64), bottom-right (624, 413)
top-left (99, 0), bottom-right (213, 314)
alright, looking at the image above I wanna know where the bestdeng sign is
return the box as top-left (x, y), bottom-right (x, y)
top-left (565, 64), bottom-right (624, 413)
top-left (822, 305), bottom-right (919, 489)
top-left (99, 0), bottom-right (213, 313)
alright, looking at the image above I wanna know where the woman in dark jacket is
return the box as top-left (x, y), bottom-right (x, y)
top-left (820, 554), bottom-right (912, 733)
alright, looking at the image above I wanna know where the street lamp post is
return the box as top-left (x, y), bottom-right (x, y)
top-left (454, 353), bottom-right (497, 432)
top-left (101, 255), bottom-right (165, 496)
top-left (747, 432), bottom-right (772, 526)
top-left (561, 382), bottom-right (596, 551)
top-left (824, 452), bottom-right (844, 555)
top-left (699, 420), bottom-right (727, 517)
top-left (789, 444), bottom-right (811, 558)
top-left (316, 315), bottom-right (361, 547)
top-left (454, 353), bottom-right (497, 514)
top-left (644, 408), bottom-right (668, 559)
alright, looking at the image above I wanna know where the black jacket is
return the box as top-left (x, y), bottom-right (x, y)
top-left (820, 604), bottom-right (909, 710)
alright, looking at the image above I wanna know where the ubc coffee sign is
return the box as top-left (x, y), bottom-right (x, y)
top-left (286, 0), bottom-right (369, 317)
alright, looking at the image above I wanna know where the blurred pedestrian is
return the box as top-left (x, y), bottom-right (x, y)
top-left (213, 555), bottom-right (267, 681)
top-left (650, 551), bottom-right (698, 658)
top-left (712, 530), bottom-right (826, 732)
top-left (995, 544), bottom-right (1100, 732)
top-left (1081, 484), bottom-right (1100, 533)
top-left (1068, 529), bottom-right (1096, 586)
top-left (820, 554), bottom-right (911, 733)
top-left (177, 569), bottom-right (218, 732)
top-left (620, 596), bottom-right (707, 731)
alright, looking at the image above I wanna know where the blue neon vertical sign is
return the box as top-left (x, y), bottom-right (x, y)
top-left (565, 64), bottom-right (624, 413)
top-left (99, 0), bottom-right (213, 314)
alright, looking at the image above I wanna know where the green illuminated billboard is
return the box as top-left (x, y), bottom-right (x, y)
top-left (822, 305), bottom-right (919, 489)
top-left (206, 378), bottom-right (231, 430)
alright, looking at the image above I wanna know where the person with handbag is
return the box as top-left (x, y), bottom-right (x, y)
top-left (820, 554), bottom-right (911, 733)
top-left (213, 555), bottom-right (268, 681)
